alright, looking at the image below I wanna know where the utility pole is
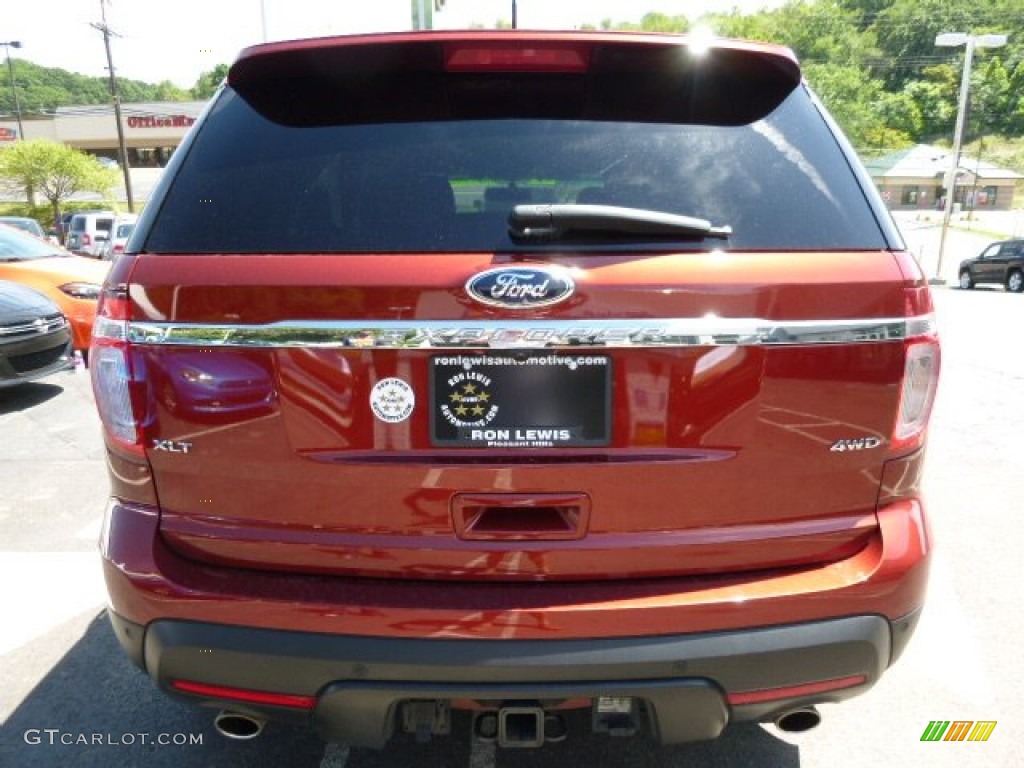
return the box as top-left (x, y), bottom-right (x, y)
top-left (932, 32), bottom-right (1007, 284)
top-left (92, 0), bottom-right (134, 212)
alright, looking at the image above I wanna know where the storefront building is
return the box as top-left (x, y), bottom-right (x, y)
top-left (0, 101), bottom-right (207, 167)
top-left (866, 144), bottom-right (1022, 213)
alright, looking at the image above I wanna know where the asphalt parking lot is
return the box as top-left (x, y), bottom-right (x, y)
top-left (1, 225), bottom-right (1022, 766)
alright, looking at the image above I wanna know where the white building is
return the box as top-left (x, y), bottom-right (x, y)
top-left (0, 101), bottom-right (208, 168)
top-left (865, 144), bottom-right (1023, 213)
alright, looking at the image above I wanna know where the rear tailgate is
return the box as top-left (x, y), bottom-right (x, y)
top-left (131, 249), bottom-right (908, 581)
top-left (116, 32), bottom-right (920, 583)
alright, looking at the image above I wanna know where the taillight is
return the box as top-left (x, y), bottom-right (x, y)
top-left (91, 287), bottom-right (145, 454)
top-left (83, 233), bottom-right (92, 246)
top-left (892, 329), bottom-right (940, 454)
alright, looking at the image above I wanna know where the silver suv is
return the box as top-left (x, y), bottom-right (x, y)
top-left (66, 211), bottom-right (116, 257)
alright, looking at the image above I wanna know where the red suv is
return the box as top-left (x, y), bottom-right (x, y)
top-left (91, 31), bottom-right (939, 749)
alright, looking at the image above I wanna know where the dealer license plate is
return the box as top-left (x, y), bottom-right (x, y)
top-left (430, 353), bottom-right (611, 448)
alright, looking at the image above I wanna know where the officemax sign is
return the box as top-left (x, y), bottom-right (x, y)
top-left (126, 115), bottom-right (196, 129)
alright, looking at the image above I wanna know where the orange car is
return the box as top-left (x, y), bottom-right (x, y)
top-left (0, 223), bottom-right (110, 359)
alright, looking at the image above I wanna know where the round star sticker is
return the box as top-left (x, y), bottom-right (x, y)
top-left (369, 378), bottom-right (415, 423)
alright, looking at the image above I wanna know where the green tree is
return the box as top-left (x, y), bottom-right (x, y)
top-left (777, 1), bottom-right (877, 66)
top-left (703, 10), bottom-right (778, 43)
top-left (870, 0), bottom-right (1004, 89)
top-left (876, 89), bottom-right (923, 139)
top-left (802, 62), bottom-right (884, 145)
top-left (637, 13), bottom-right (689, 33)
top-left (191, 64), bottom-right (230, 100)
top-left (900, 64), bottom-right (959, 141)
top-left (0, 140), bottom-right (118, 221)
top-left (1006, 62), bottom-right (1024, 135)
top-left (0, 58), bottom-right (191, 115)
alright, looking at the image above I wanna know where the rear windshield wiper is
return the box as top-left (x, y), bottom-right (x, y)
top-left (508, 204), bottom-right (732, 242)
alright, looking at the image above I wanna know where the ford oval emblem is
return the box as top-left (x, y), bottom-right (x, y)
top-left (465, 266), bottom-right (575, 310)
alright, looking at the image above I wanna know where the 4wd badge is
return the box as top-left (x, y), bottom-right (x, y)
top-left (466, 266), bottom-right (575, 310)
top-left (830, 437), bottom-right (883, 452)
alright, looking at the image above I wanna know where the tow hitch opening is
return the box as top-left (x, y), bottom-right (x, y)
top-left (498, 704), bottom-right (546, 748)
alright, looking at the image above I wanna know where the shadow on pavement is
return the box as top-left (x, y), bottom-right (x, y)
top-left (347, 711), bottom-right (800, 767)
top-left (1, 611), bottom-right (801, 767)
top-left (0, 611), bottom-right (325, 768)
top-left (0, 383), bottom-right (64, 414)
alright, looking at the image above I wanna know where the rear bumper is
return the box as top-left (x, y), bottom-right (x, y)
top-left (101, 496), bottom-right (930, 745)
top-left (101, 497), bottom-right (931, 642)
top-left (111, 609), bottom-right (918, 748)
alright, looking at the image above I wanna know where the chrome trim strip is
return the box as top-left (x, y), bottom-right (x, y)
top-left (126, 315), bottom-right (936, 349)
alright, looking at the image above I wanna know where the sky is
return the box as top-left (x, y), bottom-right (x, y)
top-left (4, 1), bottom-right (783, 91)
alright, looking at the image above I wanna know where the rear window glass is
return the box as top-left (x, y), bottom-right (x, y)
top-left (144, 87), bottom-right (886, 253)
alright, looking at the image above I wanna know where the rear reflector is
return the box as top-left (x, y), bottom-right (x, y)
top-left (171, 680), bottom-right (316, 710)
top-left (445, 43), bottom-right (590, 73)
top-left (726, 675), bottom-right (866, 706)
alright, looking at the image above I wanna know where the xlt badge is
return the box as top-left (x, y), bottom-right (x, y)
top-left (152, 439), bottom-right (194, 454)
top-left (466, 266), bottom-right (575, 310)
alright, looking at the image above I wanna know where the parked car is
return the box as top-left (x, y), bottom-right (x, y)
top-left (0, 224), bottom-right (110, 361)
top-left (0, 280), bottom-right (73, 387)
top-left (91, 31), bottom-right (940, 751)
top-left (99, 216), bottom-right (138, 261)
top-left (66, 210), bottom-right (117, 257)
top-left (0, 216), bottom-right (47, 240)
top-left (56, 212), bottom-right (77, 245)
top-left (958, 239), bottom-right (1024, 292)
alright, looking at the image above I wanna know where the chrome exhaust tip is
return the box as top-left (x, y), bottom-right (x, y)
top-left (214, 711), bottom-right (266, 740)
top-left (774, 706), bottom-right (821, 733)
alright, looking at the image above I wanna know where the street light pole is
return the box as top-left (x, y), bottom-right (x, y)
top-left (1, 40), bottom-right (25, 140)
top-left (933, 32), bottom-right (1007, 284)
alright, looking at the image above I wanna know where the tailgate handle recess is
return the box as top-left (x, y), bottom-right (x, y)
top-left (452, 493), bottom-right (590, 541)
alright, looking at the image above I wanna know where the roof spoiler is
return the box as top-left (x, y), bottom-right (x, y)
top-left (229, 31), bottom-right (802, 128)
